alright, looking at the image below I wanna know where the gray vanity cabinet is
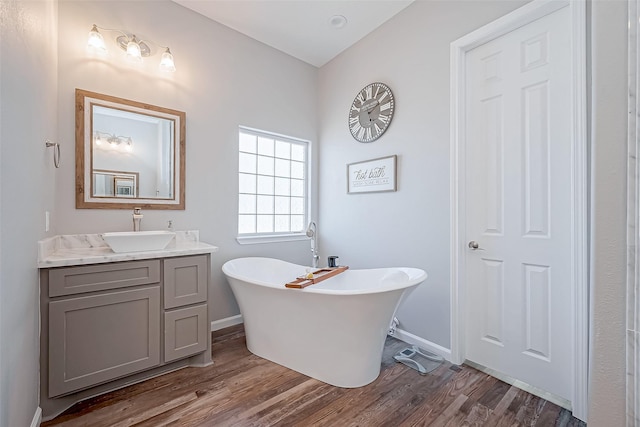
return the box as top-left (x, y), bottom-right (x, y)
top-left (42, 255), bottom-right (211, 401)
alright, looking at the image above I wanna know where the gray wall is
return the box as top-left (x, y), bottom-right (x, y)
top-left (0, 0), bottom-right (58, 426)
top-left (317, 0), bottom-right (526, 350)
top-left (55, 0), bottom-right (319, 322)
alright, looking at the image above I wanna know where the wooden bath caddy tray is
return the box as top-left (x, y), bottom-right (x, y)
top-left (285, 266), bottom-right (349, 289)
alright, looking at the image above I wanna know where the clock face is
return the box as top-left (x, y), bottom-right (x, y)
top-left (348, 82), bottom-right (395, 143)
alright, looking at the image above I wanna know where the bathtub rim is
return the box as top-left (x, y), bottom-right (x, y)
top-left (222, 256), bottom-right (427, 296)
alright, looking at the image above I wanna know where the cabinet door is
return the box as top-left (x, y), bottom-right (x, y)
top-left (164, 304), bottom-right (208, 362)
top-left (163, 255), bottom-right (208, 309)
top-left (49, 287), bottom-right (160, 397)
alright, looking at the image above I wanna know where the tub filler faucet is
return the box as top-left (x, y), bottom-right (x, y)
top-left (306, 221), bottom-right (319, 268)
top-left (132, 207), bottom-right (143, 231)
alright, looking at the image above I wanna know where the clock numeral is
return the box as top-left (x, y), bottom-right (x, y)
top-left (378, 114), bottom-right (389, 124)
top-left (374, 123), bottom-right (382, 134)
top-left (357, 127), bottom-right (365, 140)
top-left (380, 102), bottom-right (392, 111)
top-left (351, 122), bottom-right (362, 135)
top-left (357, 92), bottom-right (365, 103)
top-left (365, 86), bottom-right (372, 99)
top-left (349, 116), bottom-right (359, 125)
top-left (365, 127), bottom-right (372, 141)
top-left (378, 91), bottom-right (388, 103)
top-left (373, 85), bottom-right (380, 99)
top-left (350, 104), bottom-right (360, 113)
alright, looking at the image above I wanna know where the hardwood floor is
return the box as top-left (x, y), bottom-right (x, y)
top-left (42, 325), bottom-right (586, 426)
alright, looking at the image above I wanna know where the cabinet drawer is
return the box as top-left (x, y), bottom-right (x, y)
top-left (49, 260), bottom-right (160, 297)
top-left (164, 304), bottom-right (208, 363)
top-left (48, 286), bottom-right (161, 397)
top-left (163, 255), bottom-right (208, 309)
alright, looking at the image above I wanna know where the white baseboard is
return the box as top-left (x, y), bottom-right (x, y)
top-left (211, 314), bottom-right (243, 331)
top-left (392, 328), bottom-right (452, 362)
top-left (31, 407), bottom-right (42, 427)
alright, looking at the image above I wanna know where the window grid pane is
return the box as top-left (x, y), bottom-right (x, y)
top-left (257, 175), bottom-right (274, 195)
top-left (257, 137), bottom-right (274, 156)
top-left (257, 155), bottom-right (275, 175)
top-left (238, 129), bottom-right (307, 235)
top-left (239, 173), bottom-right (257, 194)
top-left (257, 215), bottom-right (274, 233)
top-left (238, 215), bottom-right (256, 234)
top-left (239, 133), bottom-right (257, 153)
top-left (275, 141), bottom-right (291, 159)
top-left (239, 152), bottom-right (257, 174)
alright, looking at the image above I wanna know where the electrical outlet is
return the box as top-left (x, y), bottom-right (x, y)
top-left (45, 211), bottom-right (50, 232)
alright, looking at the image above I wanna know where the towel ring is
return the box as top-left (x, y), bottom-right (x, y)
top-left (45, 140), bottom-right (60, 168)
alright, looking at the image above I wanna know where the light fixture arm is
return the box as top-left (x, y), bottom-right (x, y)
top-left (91, 24), bottom-right (129, 40)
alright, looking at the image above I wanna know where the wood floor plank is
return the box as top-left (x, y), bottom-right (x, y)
top-left (401, 367), bottom-right (483, 426)
top-left (493, 385), bottom-right (521, 416)
top-left (43, 325), bottom-right (586, 427)
top-left (427, 393), bottom-right (469, 427)
top-left (372, 365), bottom-right (456, 427)
top-left (271, 382), bottom-right (348, 426)
top-left (460, 403), bottom-right (492, 426)
top-left (477, 377), bottom-right (511, 410)
top-left (515, 393), bottom-right (547, 425)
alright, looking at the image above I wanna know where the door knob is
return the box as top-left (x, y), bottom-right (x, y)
top-left (468, 241), bottom-right (484, 250)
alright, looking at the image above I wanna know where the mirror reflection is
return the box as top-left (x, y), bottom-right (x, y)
top-left (76, 89), bottom-right (185, 209)
top-left (92, 106), bottom-right (174, 199)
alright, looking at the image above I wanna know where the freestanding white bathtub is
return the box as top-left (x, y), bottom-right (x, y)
top-left (221, 257), bottom-right (427, 388)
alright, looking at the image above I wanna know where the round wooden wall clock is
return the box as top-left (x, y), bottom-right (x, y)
top-left (348, 82), bottom-right (395, 143)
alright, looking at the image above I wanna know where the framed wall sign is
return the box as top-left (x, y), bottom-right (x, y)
top-left (347, 155), bottom-right (397, 194)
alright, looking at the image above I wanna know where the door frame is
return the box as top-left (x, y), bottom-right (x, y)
top-left (449, 0), bottom-right (588, 421)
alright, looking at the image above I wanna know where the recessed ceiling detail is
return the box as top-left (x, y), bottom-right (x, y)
top-left (329, 15), bottom-right (348, 29)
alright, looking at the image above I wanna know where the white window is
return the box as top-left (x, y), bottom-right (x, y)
top-left (237, 127), bottom-right (308, 241)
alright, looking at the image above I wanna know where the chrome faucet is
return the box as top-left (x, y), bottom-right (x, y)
top-left (132, 207), bottom-right (143, 231)
top-left (306, 221), bottom-right (319, 268)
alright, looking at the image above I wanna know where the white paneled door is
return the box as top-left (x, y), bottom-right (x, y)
top-left (464, 6), bottom-right (572, 402)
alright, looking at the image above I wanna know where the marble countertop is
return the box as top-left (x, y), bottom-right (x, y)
top-left (38, 231), bottom-right (218, 268)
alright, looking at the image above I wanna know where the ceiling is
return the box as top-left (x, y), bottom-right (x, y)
top-left (173, 0), bottom-right (415, 68)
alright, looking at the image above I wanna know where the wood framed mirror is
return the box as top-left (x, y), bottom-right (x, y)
top-left (76, 89), bottom-right (186, 209)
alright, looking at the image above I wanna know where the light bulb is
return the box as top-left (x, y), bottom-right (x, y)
top-left (126, 37), bottom-right (143, 62)
top-left (87, 25), bottom-right (107, 53)
top-left (159, 48), bottom-right (176, 72)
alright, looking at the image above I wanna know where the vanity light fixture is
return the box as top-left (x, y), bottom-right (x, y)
top-left (87, 24), bottom-right (176, 72)
top-left (94, 131), bottom-right (133, 152)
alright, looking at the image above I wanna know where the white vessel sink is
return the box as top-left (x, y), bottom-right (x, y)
top-left (102, 231), bottom-right (176, 253)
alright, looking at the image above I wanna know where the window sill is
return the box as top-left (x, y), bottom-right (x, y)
top-left (236, 233), bottom-right (309, 245)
